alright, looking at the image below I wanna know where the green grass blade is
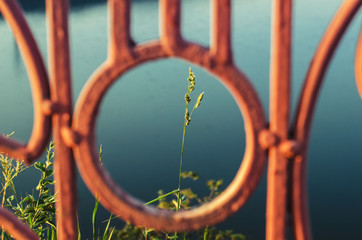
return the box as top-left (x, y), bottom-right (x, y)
top-left (203, 226), bottom-right (209, 240)
top-left (92, 200), bottom-right (99, 240)
top-left (144, 189), bottom-right (179, 205)
top-left (77, 213), bottom-right (81, 240)
top-left (107, 227), bottom-right (115, 240)
top-left (102, 214), bottom-right (113, 240)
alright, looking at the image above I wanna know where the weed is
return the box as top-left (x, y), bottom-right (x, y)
top-left (0, 140), bottom-right (56, 239)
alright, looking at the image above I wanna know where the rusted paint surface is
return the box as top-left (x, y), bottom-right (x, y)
top-left (46, 0), bottom-right (78, 239)
top-left (108, 0), bottom-right (134, 61)
top-left (160, 0), bottom-right (185, 55)
top-left (210, 0), bottom-right (232, 65)
top-left (266, 0), bottom-right (292, 239)
top-left (0, 0), bottom-right (361, 239)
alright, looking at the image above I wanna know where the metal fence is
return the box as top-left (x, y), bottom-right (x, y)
top-left (0, 0), bottom-right (361, 239)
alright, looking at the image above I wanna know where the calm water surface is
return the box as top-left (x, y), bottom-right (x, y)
top-left (0, 0), bottom-right (362, 239)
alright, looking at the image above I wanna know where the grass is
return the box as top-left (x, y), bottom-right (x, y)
top-left (0, 139), bottom-right (56, 240)
top-left (0, 69), bottom-right (246, 239)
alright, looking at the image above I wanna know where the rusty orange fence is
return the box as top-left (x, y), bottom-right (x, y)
top-left (0, 0), bottom-right (361, 239)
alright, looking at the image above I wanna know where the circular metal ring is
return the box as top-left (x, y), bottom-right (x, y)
top-left (73, 41), bottom-right (266, 232)
top-left (0, 0), bottom-right (50, 163)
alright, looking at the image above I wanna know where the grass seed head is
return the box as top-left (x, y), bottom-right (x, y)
top-left (194, 92), bottom-right (204, 109)
top-left (184, 94), bottom-right (191, 104)
top-left (188, 82), bottom-right (195, 93)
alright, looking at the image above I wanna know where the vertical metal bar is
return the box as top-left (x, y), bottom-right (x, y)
top-left (46, 0), bottom-right (77, 239)
top-left (210, 0), bottom-right (232, 64)
top-left (108, 0), bottom-right (133, 60)
top-left (159, 0), bottom-right (184, 54)
top-left (266, 0), bottom-right (292, 239)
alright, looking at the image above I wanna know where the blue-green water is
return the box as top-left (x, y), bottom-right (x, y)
top-left (0, 0), bottom-right (362, 239)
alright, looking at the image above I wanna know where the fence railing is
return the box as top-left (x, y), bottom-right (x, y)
top-left (0, 0), bottom-right (361, 239)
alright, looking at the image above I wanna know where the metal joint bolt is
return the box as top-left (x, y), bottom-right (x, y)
top-left (258, 129), bottom-right (279, 149)
top-left (42, 100), bottom-right (61, 116)
top-left (61, 127), bottom-right (81, 148)
top-left (279, 140), bottom-right (301, 158)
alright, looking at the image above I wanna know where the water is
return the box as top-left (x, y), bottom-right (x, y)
top-left (0, 0), bottom-right (362, 239)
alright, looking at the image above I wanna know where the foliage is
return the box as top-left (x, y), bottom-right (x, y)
top-left (111, 171), bottom-right (246, 240)
top-left (0, 140), bottom-right (56, 239)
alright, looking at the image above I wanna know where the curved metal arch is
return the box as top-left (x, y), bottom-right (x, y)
top-left (0, 0), bottom-right (51, 164)
top-left (292, 1), bottom-right (362, 239)
top-left (0, 207), bottom-right (38, 240)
